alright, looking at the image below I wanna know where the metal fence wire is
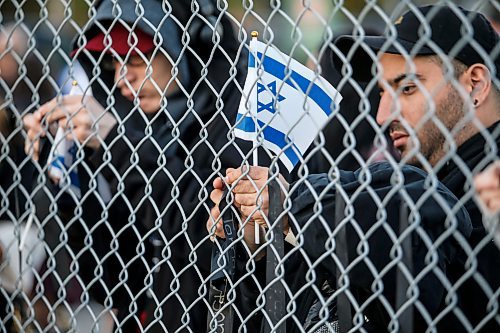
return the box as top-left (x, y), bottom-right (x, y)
top-left (0, 0), bottom-right (499, 332)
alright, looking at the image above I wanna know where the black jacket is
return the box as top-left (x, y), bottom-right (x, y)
top-left (234, 162), bottom-right (472, 332)
top-left (436, 121), bottom-right (500, 332)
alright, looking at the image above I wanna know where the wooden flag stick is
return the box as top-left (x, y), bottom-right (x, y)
top-left (251, 30), bottom-right (262, 245)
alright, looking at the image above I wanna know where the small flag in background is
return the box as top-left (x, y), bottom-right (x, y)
top-left (47, 81), bottom-right (86, 198)
top-left (235, 38), bottom-right (343, 172)
top-left (47, 76), bottom-right (111, 202)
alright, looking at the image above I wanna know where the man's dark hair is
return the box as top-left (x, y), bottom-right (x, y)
top-left (428, 55), bottom-right (500, 97)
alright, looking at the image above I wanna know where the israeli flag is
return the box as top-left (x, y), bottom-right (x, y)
top-left (47, 68), bottom-right (111, 202)
top-left (235, 39), bottom-right (342, 172)
top-left (47, 81), bottom-right (86, 198)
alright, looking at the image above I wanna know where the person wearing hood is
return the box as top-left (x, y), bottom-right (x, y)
top-left (474, 161), bottom-right (500, 248)
top-left (23, 0), bottom-right (250, 331)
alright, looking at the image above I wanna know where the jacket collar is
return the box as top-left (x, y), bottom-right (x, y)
top-left (437, 120), bottom-right (500, 181)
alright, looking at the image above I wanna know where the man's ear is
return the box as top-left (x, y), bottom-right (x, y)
top-left (466, 64), bottom-right (492, 107)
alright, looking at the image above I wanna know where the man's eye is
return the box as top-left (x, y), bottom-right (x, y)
top-left (400, 85), bottom-right (416, 95)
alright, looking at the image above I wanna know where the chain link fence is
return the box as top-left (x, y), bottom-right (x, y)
top-left (1, 0), bottom-right (499, 332)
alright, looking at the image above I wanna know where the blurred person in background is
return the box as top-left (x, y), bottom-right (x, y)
top-left (474, 161), bottom-right (500, 248)
top-left (1, 97), bottom-right (46, 332)
top-left (0, 23), bottom-right (56, 330)
top-left (23, 0), bottom-right (255, 331)
top-left (475, 161), bottom-right (500, 215)
top-left (0, 23), bottom-right (52, 219)
top-left (0, 100), bottom-right (30, 332)
top-left (0, 23), bottom-right (54, 110)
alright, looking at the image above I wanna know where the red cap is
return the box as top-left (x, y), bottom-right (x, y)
top-left (83, 25), bottom-right (155, 56)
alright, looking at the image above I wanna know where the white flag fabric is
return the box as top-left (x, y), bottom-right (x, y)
top-left (235, 39), bottom-right (343, 171)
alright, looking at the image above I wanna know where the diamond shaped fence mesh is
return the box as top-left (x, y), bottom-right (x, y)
top-left (0, 0), bottom-right (499, 332)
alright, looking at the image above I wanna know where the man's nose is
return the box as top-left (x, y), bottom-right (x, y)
top-left (376, 91), bottom-right (393, 126)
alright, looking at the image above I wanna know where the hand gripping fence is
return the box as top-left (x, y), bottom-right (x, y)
top-left (207, 175), bottom-right (287, 333)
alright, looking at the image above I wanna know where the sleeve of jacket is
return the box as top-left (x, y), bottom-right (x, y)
top-left (285, 162), bottom-right (472, 328)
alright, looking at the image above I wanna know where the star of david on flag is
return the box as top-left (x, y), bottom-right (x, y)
top-left (257, 81), bottom-right (285, 114)
top-left (235, 38), bottom-right (343, 171)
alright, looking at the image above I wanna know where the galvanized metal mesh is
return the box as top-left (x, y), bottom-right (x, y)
top-left (0, 0), bottom-right (499, 332)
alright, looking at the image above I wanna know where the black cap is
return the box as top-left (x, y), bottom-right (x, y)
top-left (333, 5), bottom-right (500, 82)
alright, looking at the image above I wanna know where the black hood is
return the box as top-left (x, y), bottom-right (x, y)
top-left (72, 0), bottom-right (245, 97)
top-left (70, 0), bottom-right (246, 128)
top-left (73, 0), bottom-right (190, 86)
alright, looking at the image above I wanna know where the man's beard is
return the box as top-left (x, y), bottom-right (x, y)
top-left (403, 87), bottom-right (464, 168)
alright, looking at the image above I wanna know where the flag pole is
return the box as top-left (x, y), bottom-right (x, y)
top-left (251, 31), bottom-right (261, 245)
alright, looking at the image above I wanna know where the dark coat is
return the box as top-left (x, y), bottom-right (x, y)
top-left (436, 121), bottom-right (500, 332)
top-left (234, 162), bottom-right (472, 332)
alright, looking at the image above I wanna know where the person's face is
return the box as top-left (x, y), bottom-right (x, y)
top-left (114, 52), bottom-right (176, 113)
top-left (376, 53), bottom-right (466, 167)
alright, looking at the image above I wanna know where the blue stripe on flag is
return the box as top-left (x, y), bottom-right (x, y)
top-left (235, 114), bottom-right (300, 167)
top-left (249, 51), bottom-right (255, 68)
top-left (235, 113), bottom-right (255, 132)
top-left (52, 156), bottom-right (80, 188)
top-left (257, 119), bottom-right (300, 167)
top-left (69, 170), bottom-right (80, 188)
top-left (249, 51), bottom-right (335, 116)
